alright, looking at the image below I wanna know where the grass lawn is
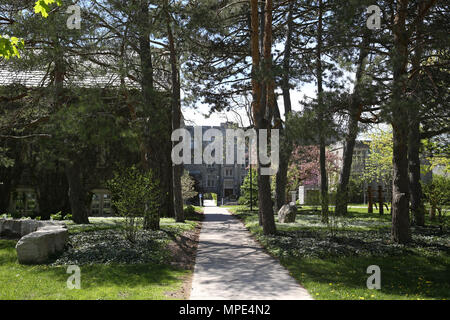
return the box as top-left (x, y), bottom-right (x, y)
top-left (228, 205), bottom-right (450, 300)
top-left (0, 213), bottom-right (202, 300)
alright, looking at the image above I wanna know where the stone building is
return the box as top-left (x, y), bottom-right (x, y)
top-left (183, 123), bottom-right (249, 204)
top-left (0, 67), bottom-right (139, 218)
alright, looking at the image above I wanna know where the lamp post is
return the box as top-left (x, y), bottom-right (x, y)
top-left (249, 149), bottom-right (253, 211)
top-left (250, 164), bottom-right (253, 211)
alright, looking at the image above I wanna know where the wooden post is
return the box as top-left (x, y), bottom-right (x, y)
top-left (368, 186), bottom-right (373, 214)
top-left (378, 185), bottom-right (384, 215)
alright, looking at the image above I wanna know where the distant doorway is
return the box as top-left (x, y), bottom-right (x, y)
top-left (224, 189), bottom-right (234, 198)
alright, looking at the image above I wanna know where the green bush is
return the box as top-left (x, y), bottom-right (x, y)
top-left (11, 211), bottom-right (22, 219)
top-left (184, 205), bottom-right (196, 216)
top-left (347, 176), bottom-right (365, 203)
top-left (181, 170), bottom-right (198, 202)
top-left (239, 168), bottom-right (258, 206)
top-left (306, 190), bottom-right (320, 206)
top-left (64, 214), bottom-right (72, 221)
top-left (422, 175), bottom-right (450, 221)
top-left (107, 166), bottom-right (161, 242)
top-left (51, 212), bottom-right (63, 220)
top-left (203, 193), bottom-right (213, 200)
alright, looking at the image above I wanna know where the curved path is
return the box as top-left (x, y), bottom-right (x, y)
top-left (190, 201), bottom-right (313, 300)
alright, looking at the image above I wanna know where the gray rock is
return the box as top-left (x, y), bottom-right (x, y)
top-left (0, 219), bottom-right (38, 238)
top-left (38, 221), bottom-right (67, 229)
top-left (0, 219), bottom-right (66, 238)
top-left (0, 218), bottom-right (68, 264)
top-left (278, 203), bottom-right (297, 223)
top-left (16, 227), bottom-right (68, 264)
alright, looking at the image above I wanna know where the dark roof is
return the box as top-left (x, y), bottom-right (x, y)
top-left (0, 68), bottom-right (139, 89)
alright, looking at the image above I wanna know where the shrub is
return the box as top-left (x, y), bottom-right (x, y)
top-left (64, 214), bottom-right (72, 221)
top-left (181, 170), bottom-right (198, 202)
top-left (422, 175), bottom-right (450, 221)
top-left (11, 211), bottom-right (22, 219)
top-left (239, 168), bottom-right (258, 206)
top-left (347, 176), bottom-right (365, 203)
top-left (203, 193), bottom-right (212, 200)
top-left (306, 190), bottom-right (320, 205)
top-left (51, 212), bottom-right (63, 220)
top-left (107, 166), bottom-right (161, 242)
top-left (184, 205), bottom-right (196, 216)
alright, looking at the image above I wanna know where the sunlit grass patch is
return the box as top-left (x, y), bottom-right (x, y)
top-left (0, 215), bottom-right (201, 300)
top-left (228, 206), bottom-right (450, 300)
top-left (0, 239), bottom-right (189, 300)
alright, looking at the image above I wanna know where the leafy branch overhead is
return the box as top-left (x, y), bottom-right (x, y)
top-left (0, 0), bottom-right (61, 59)
top-left (0, 36), bottom-right (24, 59)
top-left (34, 0), bottom-right (63, 18)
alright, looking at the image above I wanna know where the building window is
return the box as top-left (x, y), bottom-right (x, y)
top-left (91, 191), bottom-right (112, 216)
top-left (225, 168), bottom-right (233, 177)
top-left (207, 175), bottom-right (216, 187)
top-left (11, 189), bottom-right (37, 216)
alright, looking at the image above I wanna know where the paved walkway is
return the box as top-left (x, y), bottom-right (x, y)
top-left (190, 201), bottom-right (313, 300)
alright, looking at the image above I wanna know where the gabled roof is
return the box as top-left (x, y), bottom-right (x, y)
top-left (0, 68), bottom-right (139, 89)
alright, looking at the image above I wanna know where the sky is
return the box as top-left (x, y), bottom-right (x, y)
top-left (181, 80), bottom-right (390, 141)
top-left (181, 82), bottom-right (318, 127)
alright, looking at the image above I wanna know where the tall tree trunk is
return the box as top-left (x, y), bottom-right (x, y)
top-left (138, 0), bottom-right (166, 229)
top-left (316, 0), bottom-right (328, 223)
top-left (65, 160), bottom-right (89, 224)
top-left (167, 162), bottom-right (175, 218)
top-left (257, 0), bottom-right (266, 228)
top-left (0, 179), bottom-right (12, 213)
top-left (37, 168), bottom-right (69, 220)
top-left (408, 0), bottom-right (426, 227)
top-left (0, 146), bottom-right (24, 213)
top-left (166, 3), bottom-right (184, 223)
top-left (391, 0), bottom-right (411, 244)
top-left (408, 109), bottom-right (425, 226)
top-left (275, 0), bottom-right (294, 210)
top-left (139, 1), bottom-right (154, 107)
top-left (335, 31), bottom-right (370, 216)
top-left (251, 0), bottom-right (262, 222)
top-left (250, 0), bottom-right (276, 235)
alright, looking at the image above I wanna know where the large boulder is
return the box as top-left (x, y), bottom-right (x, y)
top-left (15, 226), bottom-right (68, 264)
top-left (0, 219), bottom-right (66, 238)
top-left (0, 218), bottom-right (68, 264)
top-left (278, 203), bottom-right (297, 223)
